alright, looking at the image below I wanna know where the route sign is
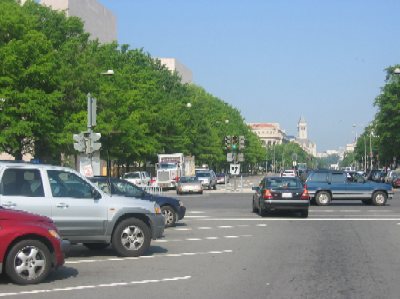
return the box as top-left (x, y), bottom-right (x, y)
top-left (230, 163), bottom-right (241, 175)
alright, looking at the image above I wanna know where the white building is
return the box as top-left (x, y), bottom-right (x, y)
top-left (158, 58), bottom-right (193, 84)
top-left (40, 0), bottom-right (117, 43)
top-left (294, 116), bottom-right (317, 157)
top-left (248, 123), bottom-right (287, 147)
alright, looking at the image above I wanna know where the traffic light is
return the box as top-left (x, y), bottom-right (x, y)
top-left (224, 135), bottom-right (232, 150)
top-left (232, 136), bottom-right (238, 150)
top-left (73, 133), bottom-right (86, 153)
top-left (239, 136), bottom-right (245, 150)
top-left (90, 132), bottom-right (102, 152)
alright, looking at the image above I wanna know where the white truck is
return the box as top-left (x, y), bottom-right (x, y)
top-left (156, 154), bottom-right (195, 189)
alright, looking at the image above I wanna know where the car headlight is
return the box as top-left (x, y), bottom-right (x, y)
top-left (48, 229), bottom-right (61, 240)
top-left (154, 203), bottom-right (161, 214)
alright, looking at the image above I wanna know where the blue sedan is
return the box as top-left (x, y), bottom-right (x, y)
top-left (88, 177), bottom-right (186, 227)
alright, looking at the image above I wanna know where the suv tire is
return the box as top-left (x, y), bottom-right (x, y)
top-left (371, 191), bottom-right (387, 206)
top-left (5, 239), bottom-right (51, 285)
top-left (112, 218), bottom-right (151, 257)
top-left (315, 191), bottom-right (331, 206)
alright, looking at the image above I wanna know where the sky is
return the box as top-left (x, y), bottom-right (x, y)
top-left (99, 0), bottom-right (400, 152)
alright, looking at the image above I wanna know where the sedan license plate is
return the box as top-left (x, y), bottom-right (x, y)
top-left (282, 193), bottom-right (292, 198)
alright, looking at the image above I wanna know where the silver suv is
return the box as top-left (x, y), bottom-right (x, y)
top-left (196, 170), bottom-right (217, 190)
top-left (0, 162), bottom-right (164, 257)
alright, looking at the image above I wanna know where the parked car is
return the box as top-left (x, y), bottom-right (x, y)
top-left (0, 162), bottom-right (164, 257)
top-left (89, 176), bottom-right (186, 227)
top-left (122, 171), bottom-right (151, 187)
top-left (0, 207), bottom-right (68, 284)
top-left (306, 170), bottom-right (393, 206)
top-left (281, 169), bottom-right (296, 177)
top-left (385, 170), bottom-right (399, 185)
top-left (252, 176), bottom-right (309, 217)
top-left (216, 173), bottom-right (230, 184)
top-left (392, 177), bottom-right (400, 188)
top-left (176, 176), bottom-right (203, 195)
top-left (196, 170), bottom-right (217, 190)
top-left (366, 169), bottom-right (387, 183)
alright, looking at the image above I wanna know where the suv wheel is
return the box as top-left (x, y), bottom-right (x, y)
top-left (161, 206), bottom-right (177, 227)
top-left (5, 239), bottom-right (51, 285)
top-left (371, 191), bottom-right (387, 206)
top-left (315, 191), bottom-right (331, 206)
top-left (112, 218), bottom-right (151, 257)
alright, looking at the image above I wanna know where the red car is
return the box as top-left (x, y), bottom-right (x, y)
top-left (0, 207), bottom-right (67, 284)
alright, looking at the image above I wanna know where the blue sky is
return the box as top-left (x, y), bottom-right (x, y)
top-left (99, 0), bottom-right (400, 151)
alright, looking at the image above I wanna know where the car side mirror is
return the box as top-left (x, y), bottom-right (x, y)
top-left (252, 186), bottom-right (260, 191)
top-left (92, 188), bottom-right (102, 200)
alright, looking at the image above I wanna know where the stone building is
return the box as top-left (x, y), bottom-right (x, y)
top-left (40, 0), bottom-right (117, 43)
top-left (248, 123), bottom-right (287, 147)
top-left (294, 116), bottom-right (317, 157)
top-left (158, 58), bottom-right (193, 84)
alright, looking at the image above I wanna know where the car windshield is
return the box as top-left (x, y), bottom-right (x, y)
top-left (266, 178), bottom-right (302, 189)
top-left (159, 163), bottom-right (177, 169)
top-left (123, 172), bottom-right (140, 179)
top-left (112, 180), bottom-right (145, 197)
top-left (196, 172), bottom-right (211, 178)
top-left (180, 176), bottom-right (198, 183)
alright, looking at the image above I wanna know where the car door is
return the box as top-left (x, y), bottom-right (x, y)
top-left (328, 172), bottom-right (348, 199)
top-left (45, 169), bottom-right (107, 238)
top-left (0, 167), bottom-right (52, 217)
top-left (345, 173), bottom-right (372, 199)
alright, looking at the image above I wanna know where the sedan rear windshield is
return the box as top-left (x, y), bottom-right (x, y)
top-left (266, 178), bottom-right (302, 189)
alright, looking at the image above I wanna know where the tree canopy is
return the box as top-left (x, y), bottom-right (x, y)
top-left (0, 0), bottom-right (267, 170)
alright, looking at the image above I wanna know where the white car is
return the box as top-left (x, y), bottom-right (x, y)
top-left (281, 169), bottom-right (296, 177)
top-left (123, 171), bottom-right (151, 186)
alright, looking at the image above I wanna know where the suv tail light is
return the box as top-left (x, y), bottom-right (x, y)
top-left (262, 189), bottom-right (273, 199)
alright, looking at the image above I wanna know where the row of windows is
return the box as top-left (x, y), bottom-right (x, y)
top-left (0, 168), bottom-right (93, 198)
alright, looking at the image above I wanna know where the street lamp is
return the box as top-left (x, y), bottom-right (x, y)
top-left (369, 129), bottom-right (374, 170)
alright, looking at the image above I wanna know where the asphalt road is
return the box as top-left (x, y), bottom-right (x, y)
top-left (1, 189), bottom-right (400, 299)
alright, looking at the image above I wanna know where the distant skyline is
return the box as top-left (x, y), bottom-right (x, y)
top-left (98, 0), bottom-right (399, 151)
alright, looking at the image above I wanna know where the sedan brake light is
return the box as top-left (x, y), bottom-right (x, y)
top-left (300, 186), bottom-right (309, 200)
top-left (262, 189), bottom-right (273, 199)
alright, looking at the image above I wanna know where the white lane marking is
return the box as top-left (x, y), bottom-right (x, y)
top-left (198, 227), bottom-right (212, 230)
top-left (256, 224), bottom-right (268, 227)
top-left (0, 276), bottom-right (192, 297)
top-left (397, 223), bottom-right (400, 225)
top-left (66, 250), bottom-right (233, 265)
top-left (173, 228), bottom-right (192, 231)
top-left (154, 235), bottom-right (253, 243)
top-left (218, 225), bottom-right (233, 228)
top-left (184, 216), bottom-right (210, 218)
top-left (187, 211), bottom-right (206, 214)
top-left (198, 218), bottom-right (400, 221)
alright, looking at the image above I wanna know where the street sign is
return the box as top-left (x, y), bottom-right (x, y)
top-left (87, 94), bottom-right (97, 128)
top-left (238, 153), bottom-right (244, 162)
top-left (227, 153), bottom-right (233, 162)
top-left (230, 163), bottom-right (241, 175)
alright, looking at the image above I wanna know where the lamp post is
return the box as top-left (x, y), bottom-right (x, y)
top-left (364, 135), bottom-right (367, 171)
top-left (369, 130), bottom-right (374, 170)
